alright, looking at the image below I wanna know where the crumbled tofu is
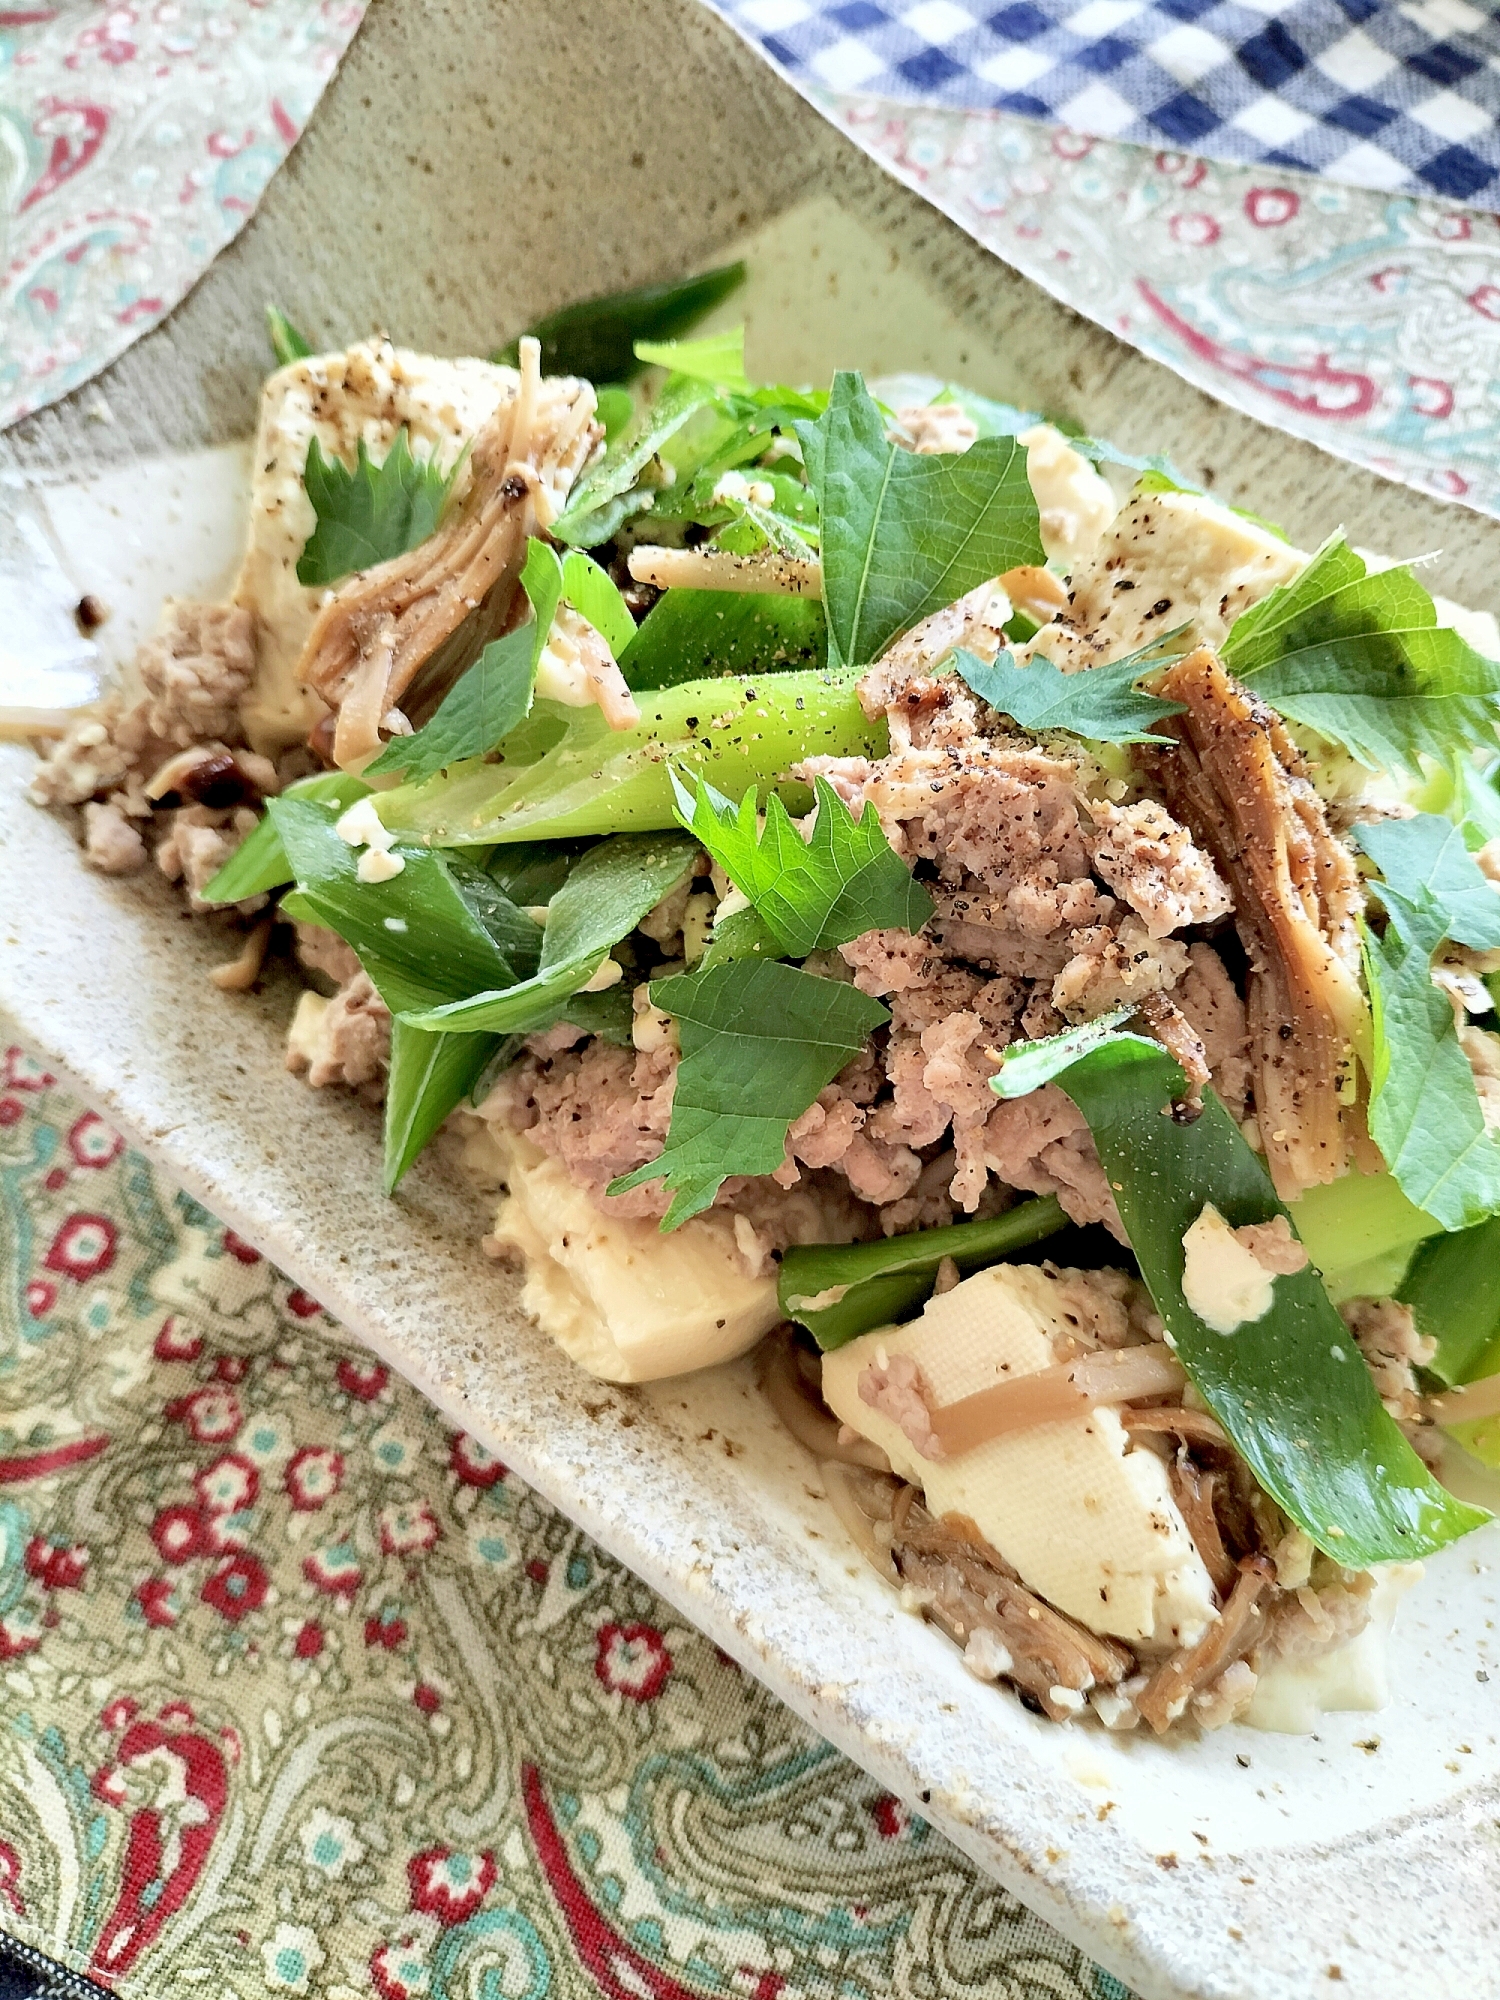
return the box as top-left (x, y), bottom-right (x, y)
top-left (578, 956), bottom-right (623, 993)
top-left (485, 1129), bottom-right (780, 1382)
top-left (712, 470), bottom-right (753, 506)
top-left (357, 846), bottom-right (405, 884)
top-left (822, 1264), bottom-right (1217, 1646)
top-left (631, 985), bottom-right (678, 1055)
top-left (286, 989), bottom-right (331, 1069)
top-left (1181, 1203), bottom-right (1276, 1334)
top-left (336, 796), bottom-right (392, 849)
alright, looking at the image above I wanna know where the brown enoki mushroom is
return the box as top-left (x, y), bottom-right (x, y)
top-left (1169, 1451), bottom-right (1240, 1598)
top-left (1136, 1555), bottom-right (1275, 1734)
top-left (926, 1342), bottom-right (1187, 1457)
top-left (1145, 647), bottom-right (1366, 1199)
top-left (891, 1494), bottom-right (1133, 1719)
top-left (297, 339), bottom-right (600, 770)
top-left (759, 1326), bottom-right (893, 1472)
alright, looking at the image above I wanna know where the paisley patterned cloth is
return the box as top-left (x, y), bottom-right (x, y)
top-left (5, 3), bottom-right (1500, 522)
top-left (0, 0), bottom-right (364, 428)
top-left (0, 1043), bottom-right (1130, 2000)
top-left (810, 94), bottom-right (1500, 513)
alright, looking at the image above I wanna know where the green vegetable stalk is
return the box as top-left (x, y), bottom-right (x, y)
top-left (779, 1198), bottom-right (1069, 1350)
top-left (376, 668), bottom-right (885, 847)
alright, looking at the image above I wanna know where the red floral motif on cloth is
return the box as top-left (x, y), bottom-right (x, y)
top-left (0, 1055), bottom-right (1119, 1998)
top-left (0, 3), bottom-right (367, 428)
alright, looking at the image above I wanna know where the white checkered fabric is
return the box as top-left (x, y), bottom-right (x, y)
top-left (717, 0), bottom-right (1500, 207)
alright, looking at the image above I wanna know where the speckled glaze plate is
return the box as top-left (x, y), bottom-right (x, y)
top-left (6, 4), bottom-right (1500, 1994)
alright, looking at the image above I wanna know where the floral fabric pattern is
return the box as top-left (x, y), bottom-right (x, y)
top-left (0, 0), bottom-right (364, 428)
top-left (0, 1046), bottom-right (1128, 1999)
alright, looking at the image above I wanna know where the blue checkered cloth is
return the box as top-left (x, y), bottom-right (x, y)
top-left (715, 0), bottom-right (1500, 207)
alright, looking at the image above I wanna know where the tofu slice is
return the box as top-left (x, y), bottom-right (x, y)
top-left (233, 337), bottom-right (519, 754)
top-left (488, 1132), bottom-right (780, 1383)
top-left (823, 1264), bottom-right (1218, 1647)
top-left (1245, 1564), bottom-right (1422, 1735)
top-left (1021, 423), bottom-right (1118, 572)
top-left (1033, 487), bottom-right (1306, 672)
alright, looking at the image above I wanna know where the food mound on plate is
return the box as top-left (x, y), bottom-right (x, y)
top-left (26, 271), bottom-right (1500, 1736)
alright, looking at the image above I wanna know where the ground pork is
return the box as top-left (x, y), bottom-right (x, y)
top-left (1340, 1296), bottom-right (1436, 1424)
top-left (1050, 916), bottom-right (1190, 1021)
top-left (1259, 1570), bottom-right (1375, 1665)
top-left (486, 1032), bottom-right (874, 1251)
top-left (82, 799), bottom-right (148, 874)
top-left (1234, 1215), bottom-right (1308, 1276)
top-left (1174, 942), bottom-right (1252, 1118)
top-left (811, 737), bottom-right (1095, 893)
top-left (1030, 1260), bottom-right (1161, 1351)
top-left (31, 601), bottom-right (256, 812)
top-left (491, 1037), bottom-right (678, 1220)
top-left (154, 804), bottom-right (263, 911)
top-left (1086, 798), bottom-right (1233, 938)
top-left (851, 583), bottom-right (1011, 731)
top-left (286, 972), bottom-right (391, 1094)
top-left (295, 923), bottom-right (364, 989)
top-left (980, 1085), bottom-right (1124, 1237)
top-left (859, 1352), bottom-right (945, 1457)
top-left (840, 927), bottom-right (947, 998)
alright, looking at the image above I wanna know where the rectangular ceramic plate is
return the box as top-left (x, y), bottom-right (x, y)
top-left (6, 6), bottom-right (1500, 1991)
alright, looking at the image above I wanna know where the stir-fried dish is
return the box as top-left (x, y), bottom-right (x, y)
top-left (28, 265), bottom-right (1500, 1738)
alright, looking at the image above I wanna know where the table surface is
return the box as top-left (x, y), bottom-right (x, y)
top-left (0, 1047), bottom-right (1131, 1999)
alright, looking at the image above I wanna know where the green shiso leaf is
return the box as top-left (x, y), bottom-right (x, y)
top-left (797, 371), bottom-right (1044, 668)
top-left (560, 548), bottom-right (635, 656)
top-left (698, 899), bottom-right (783, 969)
top-left (363, 622), bottom-right (538, 788)
top-left (951, 637), bottom-right (1188, 746)
top-left (1362, 921), bottom-right (1500, 1232)
top-left (1222, 535), bottom-right (1500, 777)
top-left (1346, 812), bottom-right (1500, 1230)
top-left (364, 539), bottom-right (637, 785)
top-left (1353, 813), bottom-right (1500, 953)
top-left (608, 960), bottom-right (889, 1228)
top-left (671, 770), bottom-right (931, 955)
top-left (296, 430), bottom-right (453, 587)
top-left (992, 1022), bottom-right (1486, 1564)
